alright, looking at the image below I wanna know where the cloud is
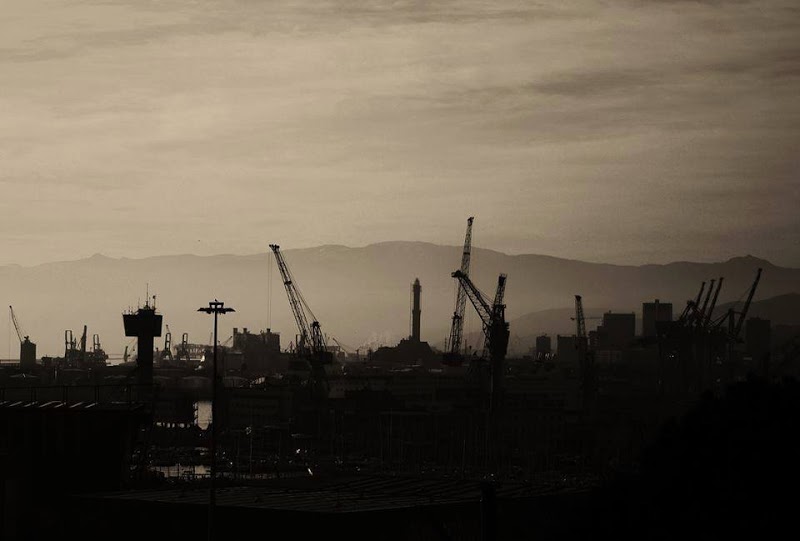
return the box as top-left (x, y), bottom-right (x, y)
top-left (0, 0), bottom-right (797, 266)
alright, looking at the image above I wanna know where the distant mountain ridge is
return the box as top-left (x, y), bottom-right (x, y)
top-left (0, 243), bottom-right (797, 358)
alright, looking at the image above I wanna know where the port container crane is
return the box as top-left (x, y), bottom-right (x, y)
top-left (444, 217), bottom-right (474, 365)
top-left (696, 279), bottom-right (716, 327)
top-left (177, 333), bottom-right (190, 363)
top-left (732, 268), bottom-right (762, 342)
top-left (702, 278), bottom-right (724, 329)
top-left (162, 325), bottom-right (174, 362)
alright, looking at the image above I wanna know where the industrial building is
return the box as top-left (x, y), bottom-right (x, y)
top-left (596, 312), bottom-right (636, 350)
top-left (642, 300), bottom-right (672, 338)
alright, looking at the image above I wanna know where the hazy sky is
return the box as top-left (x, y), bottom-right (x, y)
top-left (1, 0), bottom-right (798, 267)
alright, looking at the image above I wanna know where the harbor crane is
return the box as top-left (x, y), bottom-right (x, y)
top-left (731, 267), bottom-right (762, 342)
top-left (574, 295), bottom-right (597, 408)
top-left (270, 244), bottom-right (332, 396)
top-left (444, 217), bottom-right (474, 365)
top-left (163, 325), bottom-right (174, 362)
top-left (702, 278), bottom-right (724, 329)
top-left (452, 269), bottom-right (508, 470)
top-left (696, 279), bottom-right (716, 327)
top-left (9, 306), bottom-right (28, 344)
top-left (9, 306), bottom-right (36, 368)
top-left (451, 269), bottom-right (509, 409)
top-left (177, 333), bottom-right (191, 364)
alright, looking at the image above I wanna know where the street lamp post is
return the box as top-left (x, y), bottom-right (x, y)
top-left (198, 300), bottom-right (235, 541)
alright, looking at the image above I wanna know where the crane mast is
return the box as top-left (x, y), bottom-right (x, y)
top-left (574, 295), bottom-right (597, 409)
top-left (446, 217), bottom-right (474, 361)
top-left (163, 324), bottom-right (174, 362)
top-left (574, 295), bottom-right (587, 342)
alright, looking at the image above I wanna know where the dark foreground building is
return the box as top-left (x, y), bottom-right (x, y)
top-left (0, 386), bottom-right (150, 539)
top-left (74, 475), bottom-right (590, 541)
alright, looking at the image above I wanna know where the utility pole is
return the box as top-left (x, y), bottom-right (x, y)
top-left (197, 300), bottom-right (235, 541)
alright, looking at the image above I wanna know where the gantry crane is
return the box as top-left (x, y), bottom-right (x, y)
top-left (65, 330), bottom-right (75, 364)
top-left (444, 217), bottom-right (474, 365)
top-left (451, 270), bottom-right (509, 407)
top-left (162, 325), bottom-right (174, 363)
top-left (270, 244), bottom-right (332, 397)
top-left (177, 333), bottom-right (191, 364)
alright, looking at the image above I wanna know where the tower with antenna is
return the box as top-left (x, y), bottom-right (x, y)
top-left (123, 290), bottom-right (162, 390)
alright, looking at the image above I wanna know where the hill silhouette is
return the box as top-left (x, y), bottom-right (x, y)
top-left (0, 243), bottom-right (797, 357)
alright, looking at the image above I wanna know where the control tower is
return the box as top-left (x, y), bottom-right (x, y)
top-left (123, 300), bottom-right (163, 388)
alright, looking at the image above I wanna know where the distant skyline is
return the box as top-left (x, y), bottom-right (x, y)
top-left (2, 1), bottom-right (798, 267)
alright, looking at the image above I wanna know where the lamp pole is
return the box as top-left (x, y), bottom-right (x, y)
top-left (198, 300), bottom-right (234, 541)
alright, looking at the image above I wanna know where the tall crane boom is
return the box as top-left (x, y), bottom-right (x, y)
top-left (451, 270), bottom-right (509, 361)
top-left (703, 277), bottom-right (724, 329)
top-left (452, 270), bottom-right (493, 328)
top-left (696, 279), bottom-right (716, 326)
top-left (447, 217), bottom-right (474, 357)
top-left (269, 244), bottom-right (330, 362)
top-left (733, 267), bottom-right (763, 340)
top-left (9, 306), bottom-right (26, 343)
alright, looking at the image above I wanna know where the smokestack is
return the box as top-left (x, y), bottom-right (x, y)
top-left (411, 278), bottom-right (421, 342)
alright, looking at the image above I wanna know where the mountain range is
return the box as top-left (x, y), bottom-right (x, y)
top-left (1, 242), bottom-right (798, 358)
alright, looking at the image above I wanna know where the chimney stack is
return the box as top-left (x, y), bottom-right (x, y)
top-left (411, 278), bottom-right (421, 342)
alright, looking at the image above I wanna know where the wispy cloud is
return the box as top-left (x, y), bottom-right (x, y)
top-left (0, 0), bottom-right (797, 266)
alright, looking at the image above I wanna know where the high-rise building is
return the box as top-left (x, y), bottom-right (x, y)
top-left (600, 312), bottom-right (635, 349)
top-left (535, 335), bottom-right (552, 360)
top-left (20, 337), bottom-right (36, 371)
top-left (643, 300), bottom-right (673, 338)
top-left (557, 335), bottom-right (579, 363)
top-left (745, 317), bottom-right (771, 359)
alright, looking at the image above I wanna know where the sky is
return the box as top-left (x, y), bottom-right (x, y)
top-left (1, 0), bottom-right (798, 268)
